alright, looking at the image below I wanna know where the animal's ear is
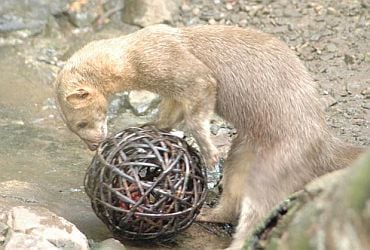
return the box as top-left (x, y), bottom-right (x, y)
top-left (65, 88), bottom-right (95, 109)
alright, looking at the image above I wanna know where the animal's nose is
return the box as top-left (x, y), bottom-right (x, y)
top-left (84, 140), bottom-right (99, 151)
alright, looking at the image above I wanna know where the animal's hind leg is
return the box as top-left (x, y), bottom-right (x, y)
top-left (224, 196), bottom-right (264, 250)
top-left (197, 136), bottom-right (254, 223)
top-left (226, 142), bottom-right (313, 249)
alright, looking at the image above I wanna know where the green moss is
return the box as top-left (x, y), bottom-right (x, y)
top-left (345, 149), bottom-right (370, 212)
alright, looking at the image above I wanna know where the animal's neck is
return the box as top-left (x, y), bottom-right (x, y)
top-left (93, 37), bottom-right (136, 97)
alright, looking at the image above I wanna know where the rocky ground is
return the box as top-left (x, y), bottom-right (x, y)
top-left (0, 0), bottom-right (369, 249)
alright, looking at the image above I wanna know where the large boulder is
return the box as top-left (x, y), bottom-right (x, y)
top-left (1, 206), bottom-right (89, 250)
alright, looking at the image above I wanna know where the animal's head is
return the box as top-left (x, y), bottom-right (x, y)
top-left (55, 58), bottom-right (110, 151)
top-left (55, 38), bottom-right (132, 150)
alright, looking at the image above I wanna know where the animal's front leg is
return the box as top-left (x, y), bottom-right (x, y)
top-left (153, 97), bottom-right (185, 130)
top-left (142, 97), bottom-right (184, 131)
top-left (183, 85), bottom-right (219, 169)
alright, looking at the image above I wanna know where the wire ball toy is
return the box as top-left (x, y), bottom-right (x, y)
top-left (84, 126), bottom-right (208, 241)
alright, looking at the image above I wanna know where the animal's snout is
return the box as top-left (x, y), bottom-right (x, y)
top-left (84, 139), bottom-right (101, 151)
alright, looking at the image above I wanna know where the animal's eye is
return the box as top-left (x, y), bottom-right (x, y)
top-left (77, 122), bottom-right (88, 129)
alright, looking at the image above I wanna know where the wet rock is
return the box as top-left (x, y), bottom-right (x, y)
top-left (127, 90), bottom-right (160, 116)
top-left (2, 206), bottom-right (89, 250)
top-left (123, 0), bottom-right (180, 27)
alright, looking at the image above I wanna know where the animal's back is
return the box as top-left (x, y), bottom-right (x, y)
top-left (180, 25), bottom-right (325, 144)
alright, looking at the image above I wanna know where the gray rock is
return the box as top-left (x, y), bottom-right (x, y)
top-left (2, 206), bottom-right (89, 250)
top-left (123, 0), bottom-right (180, 27)
top-left (93, 238), bottom-right (126, 250)
top-left (0, 0), bottom-right (68, 37)
top-left (66, 0), bottom-right (100, 28)
top-left (127, 90), bottom-right (160, 116)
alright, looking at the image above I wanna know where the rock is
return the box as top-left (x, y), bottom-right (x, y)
top-left (361, 87), bottom-right (370, 98)
top-left (327, 7), bottom-right (338, 15)
top-left (192, 7), bottom-right (201, 16)
top-left (108, 93), bottom-right (129, 118)
top-left (66, 0), bottom-right (101, 28)
top-left (0, 222), bottom-right (8, 243)
top-left (93, 238), bottom-right (126, 250)
top-left (344, 54), bottom-right (355, 64)
top-left (0, 0), bottom-right (68, 37)
top-left (225, 3), bottom-right (234, 10)
top-left (364, 52), bottom-right (370, 62)
top-left (127, 90), bottom-right (160, 116)
top-left (1, 206), bottom-right (89, 250)
top-left (123, 0), bottom-right (180, 27)
top-left (326, 43), bottom-right (337, 52)
top-left (321, 95), bottom-right (338, 109)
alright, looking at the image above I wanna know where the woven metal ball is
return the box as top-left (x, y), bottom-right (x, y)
top-left (84, 126), bottom-right (207, 241)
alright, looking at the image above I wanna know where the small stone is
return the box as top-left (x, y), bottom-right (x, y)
top-left (362, 103), bottom-right (370, 110)
top-left (181, 4), bottom-right (191, 12)
top-left (361, 87), bottom-right (370, 98)
top-left (67, 0), bottom-right (100, 28)
top-left (364, 52), bottom-right (370, 62)
top-left (344, 54), bottom-right (355, 64)
top-left (192, 7), bottom-right (201, 16)
top-left (326, 43), bottom-right (337, 53)
top-left (310, 34), bottom-right (321, 41)
top-left (94, 238), bottom-right (126, 250)
top-left (226, 3), bottom-right (233, 10)
top-left (327, 7), bottom-right (338, 15)
top-left (213, 11), bottom-right (224, 21)
top-left (208, 18), bottom-right (216, 25)
top-left (230, 13), bottom-right (239, 23)
top-left (0, 222), bottom-right (8, 241)
top-left (123, 0), bottom-right (180, 27)
top-left (210, 124), bottom-right (220, 135)
top-left (321, 95), bottom-right (338, 109)
top-left (239, 19), bottom-right (248, 27)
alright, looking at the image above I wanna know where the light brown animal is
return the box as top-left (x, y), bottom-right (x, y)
top-left (55, 25), bottom-right (364, 249)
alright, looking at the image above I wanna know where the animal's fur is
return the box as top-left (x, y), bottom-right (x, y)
top-left (55, 25), bottom-right (364, 249)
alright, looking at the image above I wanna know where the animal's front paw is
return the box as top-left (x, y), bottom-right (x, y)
top-left (205, 151), bottom-right (220, 169)
top-left (196, 207), bottom-right (231, 224)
